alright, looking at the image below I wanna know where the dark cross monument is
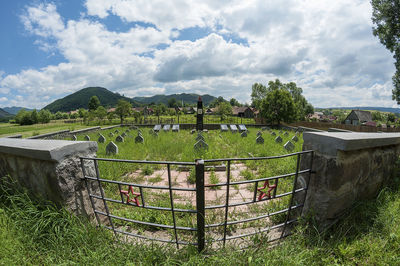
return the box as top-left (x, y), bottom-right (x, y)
top-left (196, 96), bottom-right (203, 131)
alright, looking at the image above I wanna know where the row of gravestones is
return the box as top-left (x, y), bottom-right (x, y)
top-left (254, 129), bottom-right (301, 152)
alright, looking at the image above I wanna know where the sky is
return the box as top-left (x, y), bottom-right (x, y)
top-left (0, 0), bottom-right (396, 109)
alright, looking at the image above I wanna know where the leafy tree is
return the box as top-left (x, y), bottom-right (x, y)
top-left (372, 111), bottom-right (383, 121)
top-left (30, 109), bottom-right (39, 124)
top-left (78, 108), bottom-right (86, 118)
top-left (251, 83), bottom-right (268, 109)
top-left (133, 111), bottom-right (142, 123)
top-left (88, 96), bottom-right (100, 111)
top-left (167, 98), bottom-right (178, 108)
top-left (217, 102), bottom-right (233, 121)
top-left (15, 109), bottom-right (34, 125)
top-left (229, 98), bottom-right (241, 107)
top-left (107, 111), bottom-right (115, 123)
top-left (260, 88), bottom-right (295, 125)
top-left (96, 106), bottom-right (107, 122)
top-left (55, 111), bottom-right (63, 120)
top-left (372, 0), bottom-right (400, 103)
top-left (388, 112), bottom-right (396, 123)
top-left (38, 109), bottom-right (51, 123)
top-left (115, 100), bottom-right (132, 124)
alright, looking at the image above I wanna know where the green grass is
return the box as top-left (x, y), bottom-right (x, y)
top-left (0, 121), bottom-right (89, 138)
top-left (1, 173), bottom-right (400, 265)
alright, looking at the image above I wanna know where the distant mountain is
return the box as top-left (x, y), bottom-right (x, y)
top-left (319, 107), bottom-right (400, 113)
top-left (0, 108), bottom-right (13, 122)
top-left (43, 87), bottom-right (140, 113)
top-left (3, 106), bottom-right (34, 115)
top-left (133, 93), bottom-right (218, 106)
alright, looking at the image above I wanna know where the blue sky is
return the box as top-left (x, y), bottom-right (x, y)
top-left (0, 0), bottom-right (396, 109)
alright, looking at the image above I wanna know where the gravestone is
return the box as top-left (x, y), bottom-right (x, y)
top-left (292, 135), bottom-right (299, 142)
top-left (230, 124), bottom-right (238, 133)
top-left (262, 126), bottom-right (270, 131)
top-left (115, 129), bottom-right (119, 134)
top-left (284, 132), bottom-right (289, 136)
top-left (126, 129), bottom-right (130, 133)
top-left (241, 131), bottom-right (247, 137)
top-left (172, 124), bottom-right (179, 132)
top-left (135, 134), bottom-right (144, 143)
top-left (109, 132), bottom-right (114, 137)
top-left (256, 135), bottom-right (264, 144)
top-left (238, 124), bottom-right (247, 132)
top-left (72, 135), bottom-right (77, 141)
top-left (116, 135), bottom-right (124, 142)
top-left (257, 131), bottom-right (262, 137)
top-left (163, 124), bottom-right (170, 131)
top-left (220, 124), bottom-right (228, 132)
top-left (271, 131), bottom-right (276, 136)
top-left (196, 134), bottom-right (205, 142)
top-left (191, 129), bottom-right (196, 134)
top-left (106, 141), bottom-right (118, 155)
top-left (284, 141), bottom-right (295, 151)
top-left (196, 96), bottom-right (204, 131)
top-left (98, 134), bottom-right (106, 143)
top-left (279, 130), bottom-right (283, 134)
top-left (203, 129), bottom-right (208, 133)
top-left (153, 124), bottom-right (161, 132)
top-left (84, 135), bottom-right (90, 141)
top-left (194, 139), bottom-right (208, 150)
top-left (121, 132), bottom-right (127, 137)
top-left (150, 130), bottom-right (158, 137)
top-left (275, 136), bottom-right (282, 143)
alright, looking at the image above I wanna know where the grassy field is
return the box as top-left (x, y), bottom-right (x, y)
top-left (0, 121), bottom-right (88, 138)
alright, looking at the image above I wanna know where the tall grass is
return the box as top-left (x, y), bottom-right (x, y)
top-left (1, 173), bottom-right (400, 265)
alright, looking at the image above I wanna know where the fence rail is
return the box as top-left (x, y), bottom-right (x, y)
top-left (80, 150), bottom-right (313, 251)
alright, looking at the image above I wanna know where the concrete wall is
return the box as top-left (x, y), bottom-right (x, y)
top-left (299, 132), bottom-right (400, 229)
top-left (0, 138), bottom-right (104, 219)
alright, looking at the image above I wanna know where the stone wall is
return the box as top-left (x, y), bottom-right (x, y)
top-left (299, 132), bottom-right (400, 229)
top-left (0, 138), bottom-right (104, 219)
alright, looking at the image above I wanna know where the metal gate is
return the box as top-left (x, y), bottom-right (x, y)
top-left (80, 150), bottom-right (313, 252)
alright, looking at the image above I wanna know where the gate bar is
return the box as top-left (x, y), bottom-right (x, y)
top-left (195, 159), bottom-right (205, 252)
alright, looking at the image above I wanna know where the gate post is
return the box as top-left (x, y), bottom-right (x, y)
top-left (195, 159), bottom-right (205, 252)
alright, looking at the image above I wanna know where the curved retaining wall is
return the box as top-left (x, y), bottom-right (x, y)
top-left (299, 132), bottom-right (400, 229)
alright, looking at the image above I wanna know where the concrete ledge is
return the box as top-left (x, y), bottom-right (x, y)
top-left (304, 132), bottom-right (400, 156)
top-left (27, 130), bottom-right (70, 139)
top-left (70, 126), bottom-right (101, 135)
top-left (328, 128), bottom-right (353, 133)
top-left (0, 138), bottom-right (98, 162)
top-left (298, 126), bottom-right (325, 132)
top-left (5, 134), bottom-right (23, 138)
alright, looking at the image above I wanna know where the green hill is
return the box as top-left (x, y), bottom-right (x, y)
top-left (3, 106), bottom-right (34, 115)
top-left (0, 108), bottom-right (13, 122)
top-left (133, 93), bottom-right (218, 106)
top-left (43, 87), bottom-right (140, 113)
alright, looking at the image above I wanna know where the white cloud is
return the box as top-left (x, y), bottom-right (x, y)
top-left (0, 0), bottom-right (397, 108)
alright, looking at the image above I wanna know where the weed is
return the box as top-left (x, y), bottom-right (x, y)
top-left (209, 170), bottom-right (220, 190)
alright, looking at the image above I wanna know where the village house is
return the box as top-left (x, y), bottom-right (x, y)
top-left (232, 106), bottom-right (256, 118)
top-left (344, 110), bottom-right (372, 125)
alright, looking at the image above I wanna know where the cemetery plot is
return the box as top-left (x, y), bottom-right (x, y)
top-left (220, 124), bottom-right (228, 132)
top-left (76, 126), bottom-right (305, 248)
top-left (230, 124), bottom-right (238, 132)
top-left (82, 148), bottom-right (311, 249)
top-left (163, 125), bottom-right (171, 131)
top-left (172, 124), bottom-right (180, 132)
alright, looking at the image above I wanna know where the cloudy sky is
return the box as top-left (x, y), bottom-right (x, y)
top-left (0, 0), bottom-right (396, 109)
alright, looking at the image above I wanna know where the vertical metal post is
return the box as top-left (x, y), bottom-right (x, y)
top-left (80, 158), bottom-right (101, 226)
top-left (94, 160), bottom-right (117, 236)
top-left (281, 153), bottom-right (301, 238)
top-left (195, 159), bottom-right (205, 252)
top-left (300, 151), bottom-right (314, 217)
top-left (167, 164), bottom-right (179, 248)
top-left (273, 178), bottom-right (279, 198)
top-left (223, 160), bottom-right (231, 247)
